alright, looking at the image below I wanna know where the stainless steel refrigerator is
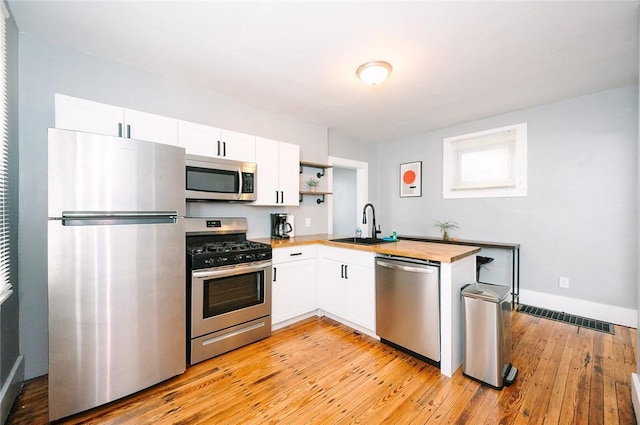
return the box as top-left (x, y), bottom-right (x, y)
top-left (47, 128), bottom-right (186, 421)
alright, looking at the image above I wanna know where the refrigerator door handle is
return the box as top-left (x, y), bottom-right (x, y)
top-left (61, 211), bottom-right (178, 226)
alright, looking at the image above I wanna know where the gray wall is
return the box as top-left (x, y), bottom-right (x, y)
top-left (18, 33), bottom-right (330, 379)
top-left (332, 167), bottom-right (357, 236)
top-left (328, 129), bottom-right (380, 206)
top-left (377, 85), bottom-right (638, 310)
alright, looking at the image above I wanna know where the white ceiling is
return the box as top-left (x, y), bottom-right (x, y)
top-left (8, 1), bottom-right (640, 143)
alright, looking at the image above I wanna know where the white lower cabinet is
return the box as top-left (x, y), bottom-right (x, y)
top-left (319, 257), bottom-right (347, 317)
top-left (318, 246), bottom-right (375, 332)
top-left (272, 246), bottom-right (317, 326)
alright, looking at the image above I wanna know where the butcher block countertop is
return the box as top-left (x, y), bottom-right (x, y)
top-left (254, 234), bottom-right (480, 263)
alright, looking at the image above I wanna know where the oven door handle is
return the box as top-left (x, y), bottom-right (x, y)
top-left (192, 262), bottom-right (271, 279)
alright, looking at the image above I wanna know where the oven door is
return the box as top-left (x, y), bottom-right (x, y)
top-left (191, 260), bottom-right (272, 338)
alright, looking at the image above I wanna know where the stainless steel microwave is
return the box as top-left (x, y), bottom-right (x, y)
top-left (185, 154), bottom-right (257, 202)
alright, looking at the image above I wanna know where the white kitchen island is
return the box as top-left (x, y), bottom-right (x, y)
top-left (260, 235), bottom-right (480, 378)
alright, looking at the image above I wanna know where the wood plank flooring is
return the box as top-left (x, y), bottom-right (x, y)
top-left (6, 312), bottom-right (637, 424)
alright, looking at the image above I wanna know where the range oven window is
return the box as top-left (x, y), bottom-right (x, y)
top-left (186, 166), bottom-right (238, 194)
top-left (202, 271), bottom-right (264, 317)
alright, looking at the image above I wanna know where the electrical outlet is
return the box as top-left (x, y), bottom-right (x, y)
top-left (559, 277), bottom-right (570, 289)
top-left (305, 217), bottom-right (311, 227)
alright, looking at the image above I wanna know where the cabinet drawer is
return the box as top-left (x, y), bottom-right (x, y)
top-left (273, 245), bottom-right (317, 264)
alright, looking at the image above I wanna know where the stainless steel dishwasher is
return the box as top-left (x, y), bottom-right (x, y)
top-left (375, 255), bottom-right (440, 364)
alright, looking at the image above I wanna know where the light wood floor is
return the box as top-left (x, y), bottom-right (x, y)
top-left (6, 312), bottom-right (638, 424)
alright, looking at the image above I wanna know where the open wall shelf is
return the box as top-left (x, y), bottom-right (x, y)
top-left (299, 161), bottom-right (332, 204)
top-left (299, 191), bottom-right (331, 204)
top-left (299, 161), bottom-right (333, 178)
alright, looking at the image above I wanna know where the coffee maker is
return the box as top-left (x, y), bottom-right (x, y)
top-left (271, 213), bottom-right (293, 239)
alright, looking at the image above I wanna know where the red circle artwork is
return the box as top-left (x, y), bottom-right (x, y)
top-left (403, 170), bottom-right (416, 185)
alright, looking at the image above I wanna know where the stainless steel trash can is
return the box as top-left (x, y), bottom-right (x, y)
top-left (461, 282), bottom-right (517, 389)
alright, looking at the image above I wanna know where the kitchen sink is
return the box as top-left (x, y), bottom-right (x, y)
top-left (330, 237), bottom-right (395, 245)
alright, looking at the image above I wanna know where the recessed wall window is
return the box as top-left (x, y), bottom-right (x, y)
top-left (443, 123), bottom-right (527, 199)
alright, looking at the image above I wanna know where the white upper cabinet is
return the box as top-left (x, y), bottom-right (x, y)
top-left (254, 137), bottom-right (300, 206)
top-left (220, 129), bottom-right (256, 162)
top-left (55, 94), bottom-right (124, 137)
top-left (178, 120), bottom-right (221, 157)
top-left (124, 109), bottom-right (179, 146)
top-left (55, 94), bottom-right (179, 146)
top-left (55, 94), bottom-right (259, 161)
top-left (255, 137), bottom-right (280, 205)
top-left (277, 141), bottom-right (300, 204)
top-left (177, 121), bottom-right (256, 162)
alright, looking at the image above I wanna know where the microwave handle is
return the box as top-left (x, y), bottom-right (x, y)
top-left (237, 168), bottom-right (243, 200)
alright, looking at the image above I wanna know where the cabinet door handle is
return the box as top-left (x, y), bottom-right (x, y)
top-left (280, 191), bottom-right (284, 204)
top-left (290, 252), bottom-right (302, 256)
top-left (217, 140), bottom-right (221, 156)
top-left (344, 264), bottom-right (348, 279)
top-left (341, 264), bottom-right (344, 279)
top-left (118, 122), bottom-right (123, 137)
top-left (223, 141), bottom-right (227, 157)
top-left (273, 267), bottom-right (277, 282)
top-left (126, 124), bottom-right (131, 139)
top-left (275, 191), bottom-right (279, 204)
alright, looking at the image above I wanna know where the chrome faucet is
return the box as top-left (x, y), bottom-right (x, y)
top-left (362, 203), bottom-right (382, 239)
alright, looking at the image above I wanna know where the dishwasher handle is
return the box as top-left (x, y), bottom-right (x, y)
top-left (376, 258), bottom-right (436, 274)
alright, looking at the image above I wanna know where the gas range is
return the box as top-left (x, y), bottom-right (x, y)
top-left (185, 217), bottom-right (273, 365)
top-left (185, 217), bottom-right (272, 270)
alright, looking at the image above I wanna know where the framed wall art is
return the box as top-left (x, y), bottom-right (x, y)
top-left (400, 161), bottom-right (422, 197)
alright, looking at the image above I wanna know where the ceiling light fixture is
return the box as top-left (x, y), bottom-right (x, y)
top-left (356, 61), bottom-right (392, 86)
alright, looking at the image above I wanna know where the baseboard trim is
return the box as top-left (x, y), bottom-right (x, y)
top-left (519, 289), bottom-right (637, 328)
top-left (320, 311), bottom-right (379, 340)
top-left (632, 373), bottom-right (640, 422)
top-left (0, 355), bottom-right (23, 425)
top-left (272, 311), bottom-right (319, 331)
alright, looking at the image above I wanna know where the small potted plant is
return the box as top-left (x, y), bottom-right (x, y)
top-left (306, 177), bottom-right (320, 192)
top-left (434, 219), bottom-right (459, 241)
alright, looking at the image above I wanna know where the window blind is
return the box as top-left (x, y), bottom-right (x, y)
top-left (0, 4), bottom-right (12, 306)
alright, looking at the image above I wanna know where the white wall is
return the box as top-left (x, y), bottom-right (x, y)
top-left (328, 130), bottom-right (380, 211)
top-left (18, 33), bottom-right (330, 379)
top-left (377, 85), bottom-right (638, 314)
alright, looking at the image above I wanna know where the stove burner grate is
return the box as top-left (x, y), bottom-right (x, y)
top-left (187, 238), bottom-right (272, 269)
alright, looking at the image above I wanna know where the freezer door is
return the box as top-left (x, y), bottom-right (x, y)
top-left (48, 128), bottom-right (185, 217)
top-left (47, 218), bottom-right (186, 421)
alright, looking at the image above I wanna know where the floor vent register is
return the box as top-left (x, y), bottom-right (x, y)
top-left (517, 304), bottom-right (615, 335)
